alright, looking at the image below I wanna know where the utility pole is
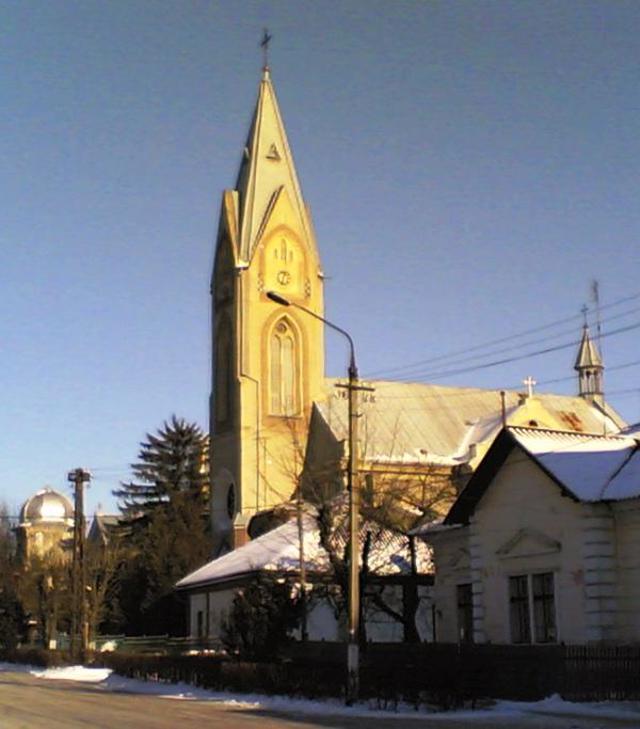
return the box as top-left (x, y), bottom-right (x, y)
top-left (291, 419), bottom-right (308, 642)
top-left (68, 468), bottom-right (91, 662)
top-left (296, 479), bottom-right (308, 642)
top-left (266, 290), bottom-right (373, 703)
top-left (336, 360), bottom-right (374, 704)
top-left (345, 355), bottom-right (360, 704)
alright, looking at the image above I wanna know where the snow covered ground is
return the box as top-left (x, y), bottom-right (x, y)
top-left (2, 662), bottom-right (640, 724)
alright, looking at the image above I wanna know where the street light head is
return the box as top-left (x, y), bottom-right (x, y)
top-left (266, 291), bottom-right (291, 306)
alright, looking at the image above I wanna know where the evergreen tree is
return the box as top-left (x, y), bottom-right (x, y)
top-left (112, 416), bottom-right (211, 635)
top-left (113, 415), bottom-right (209, 522)
top-left (221, 575), bottom-right (303, 660)
top-left (0, 504), bottom-right (23, 652)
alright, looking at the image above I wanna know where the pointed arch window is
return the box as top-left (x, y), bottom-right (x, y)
top-left (270, 318), bottom-right (299, 416)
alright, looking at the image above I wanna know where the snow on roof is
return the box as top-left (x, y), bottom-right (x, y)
top-left (603, 448), bottom-right (640, 500)
top-left (510, 427), bottom-right (640, 502)
top-left (176, 513), bottom-right (432, 590)
top-left (315, 380), bottom-right (625, 467)
top-left (409, 519), bottom-right (462, 537)
top-left (176, 515), bottom-right (326, 589)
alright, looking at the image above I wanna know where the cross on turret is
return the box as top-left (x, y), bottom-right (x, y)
top-left (523, 376), bottom-right (537, 398)
top-left (260, 28), bottom-right (272, 70)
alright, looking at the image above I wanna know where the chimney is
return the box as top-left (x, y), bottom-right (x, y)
top-left (232, 513), bottom-right (250, 549)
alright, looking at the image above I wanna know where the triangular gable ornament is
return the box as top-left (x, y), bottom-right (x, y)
top-left (266, 143), bottom-right (281, 161)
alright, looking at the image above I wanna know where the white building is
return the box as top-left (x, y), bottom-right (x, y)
top-left (418, 426), bottom-right (640, 645)
top-left (176, 512), bottom-right (433, 645)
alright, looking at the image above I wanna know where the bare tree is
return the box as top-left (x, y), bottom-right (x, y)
top-left (85, 535), bottom-right (124, 641)
top-left (301, 411), bottom-right (455, 644)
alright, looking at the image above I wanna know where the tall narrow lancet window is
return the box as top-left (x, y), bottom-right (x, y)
top-left (215, 318), bottom-right (232, 426)
top-left (270, 318), bottom-right (299, 416)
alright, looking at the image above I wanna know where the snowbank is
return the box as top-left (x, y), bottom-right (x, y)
top-left (1, 661), bottom-right (640, 723)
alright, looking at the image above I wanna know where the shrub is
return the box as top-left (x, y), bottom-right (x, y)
top-left (221, 576), bottom-right (302, 661)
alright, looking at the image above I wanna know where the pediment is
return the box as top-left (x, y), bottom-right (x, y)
top-left (448, 546), bottom-right (471, 571)
top-left (496, 528), bottom-right (561, 559)
top-left (254, 187), bottom-right (305, 252)
top-left (509, 401), bottom-right (554, 430)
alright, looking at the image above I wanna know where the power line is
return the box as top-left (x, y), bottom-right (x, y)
top-left (531, 358), bottom-right (640, 389)
top-left (377, 304), bottom-right (640, 381)
top-left (390, 319), bottom-right (640, 383)
top-left (365, 290), bottom-right (640, 379)
top-left (371, 354), bottom-right (640, 401)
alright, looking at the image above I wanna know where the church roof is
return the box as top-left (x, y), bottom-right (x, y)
top-left (314, 380), bottom-right (624, 466)
top-left (87, 513), bottom-right (119, 545)
top-left (574, 325), bottom-right (603, 369)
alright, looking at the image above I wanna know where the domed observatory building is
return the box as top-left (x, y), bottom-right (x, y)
top-left (16, 488), bottom-right (74, 562)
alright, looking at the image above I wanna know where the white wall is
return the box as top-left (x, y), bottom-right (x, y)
top-left (428, 527), bottom-right (470, 643)
top-left (421, 452), bottom-right (640, 645)
top-left (471, 450), bottom-right (587, 643)
top-left (187, 588), bottom-right (236, 643)
top-left (613, 501), bottom-right (640, 641)
top-left (188, 582), bottom-right (432, 644)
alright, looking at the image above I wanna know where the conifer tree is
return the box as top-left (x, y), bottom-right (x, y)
top-left (0, 504), bottom-right (23, 651)
top-left (113, 415), bottom-right (209, 523)
top-left (112, 416), bottom-right (211, 635)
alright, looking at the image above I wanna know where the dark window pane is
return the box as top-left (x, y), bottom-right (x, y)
top-left (456, 583), bottom-right (474, 644)
top-left (509, 575), bottom-right (531, 644)
top-left (532, 572), bottom-right (556, 643)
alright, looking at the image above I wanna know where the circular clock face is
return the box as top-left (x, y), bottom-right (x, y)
top-left (277, 270), bottom-right (291, 286)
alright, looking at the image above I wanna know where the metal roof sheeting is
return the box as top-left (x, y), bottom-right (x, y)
top-left (315, 380), bottom-right (622, 465)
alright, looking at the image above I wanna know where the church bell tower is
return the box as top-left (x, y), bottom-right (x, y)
top-left (210, 67), bottom-right (325, 554)
top-left (574, 324), bottom-right (604, 404)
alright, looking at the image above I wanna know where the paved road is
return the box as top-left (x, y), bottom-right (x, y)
top-left (0, 670), bottom-right (636, 729)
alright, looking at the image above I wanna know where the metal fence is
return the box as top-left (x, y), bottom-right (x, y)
top-left (90, 641), bottom-right (640, 705)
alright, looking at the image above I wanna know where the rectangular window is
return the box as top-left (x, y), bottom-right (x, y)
top-left (456, 583), bottom-right (474, 644)
top-left (509, 573), bottom-right (556, 644)
top-left (196, 610), bottom-right (204, 639)
top-left (509, 575), bottom-right (531, 644)
top-left (532, 572), bottom-right (556, 643)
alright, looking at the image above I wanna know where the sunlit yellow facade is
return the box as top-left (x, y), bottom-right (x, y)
top-left (210, 69), bottom-right (325, 553)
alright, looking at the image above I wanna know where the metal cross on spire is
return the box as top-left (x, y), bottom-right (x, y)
top-left (581, 304), bottom-right (589, 327)
top-left (523, 375), bottom-right (537, 398)
top-left (260, 28), bottom-right (272, 70)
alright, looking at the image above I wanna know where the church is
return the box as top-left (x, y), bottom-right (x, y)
top-left (207, 65), bottom-right (625, 558)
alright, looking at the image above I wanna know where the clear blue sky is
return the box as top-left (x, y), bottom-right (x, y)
top-left (2, 1), bottom-right (639, 516)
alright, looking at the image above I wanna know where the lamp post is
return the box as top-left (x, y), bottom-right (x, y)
top-left (266, 291), bottom-right (361, 704)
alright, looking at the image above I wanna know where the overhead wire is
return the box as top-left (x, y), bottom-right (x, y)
top-left (387, 319), bottom-right (640, 383)
top-left (364, 290), bottom-right (640, 379)
top-left (366, 354), bottom-right (640, 402)
top-left (374, 304), bottom-right (640, 381)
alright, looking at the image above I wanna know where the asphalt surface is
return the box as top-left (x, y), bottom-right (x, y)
top-left (0, 670), bottom-right (637, 729)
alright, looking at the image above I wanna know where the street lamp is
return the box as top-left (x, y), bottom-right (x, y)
top-left (266, 291), bottom-right (361, 704)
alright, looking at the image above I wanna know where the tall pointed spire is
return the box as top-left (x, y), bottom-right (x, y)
top-left (574, 324), bottom-right (604, 401)
top-left (234, 68), bottom-right (313, 264)
top-left (209, 65), bottom-right (324, 554)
